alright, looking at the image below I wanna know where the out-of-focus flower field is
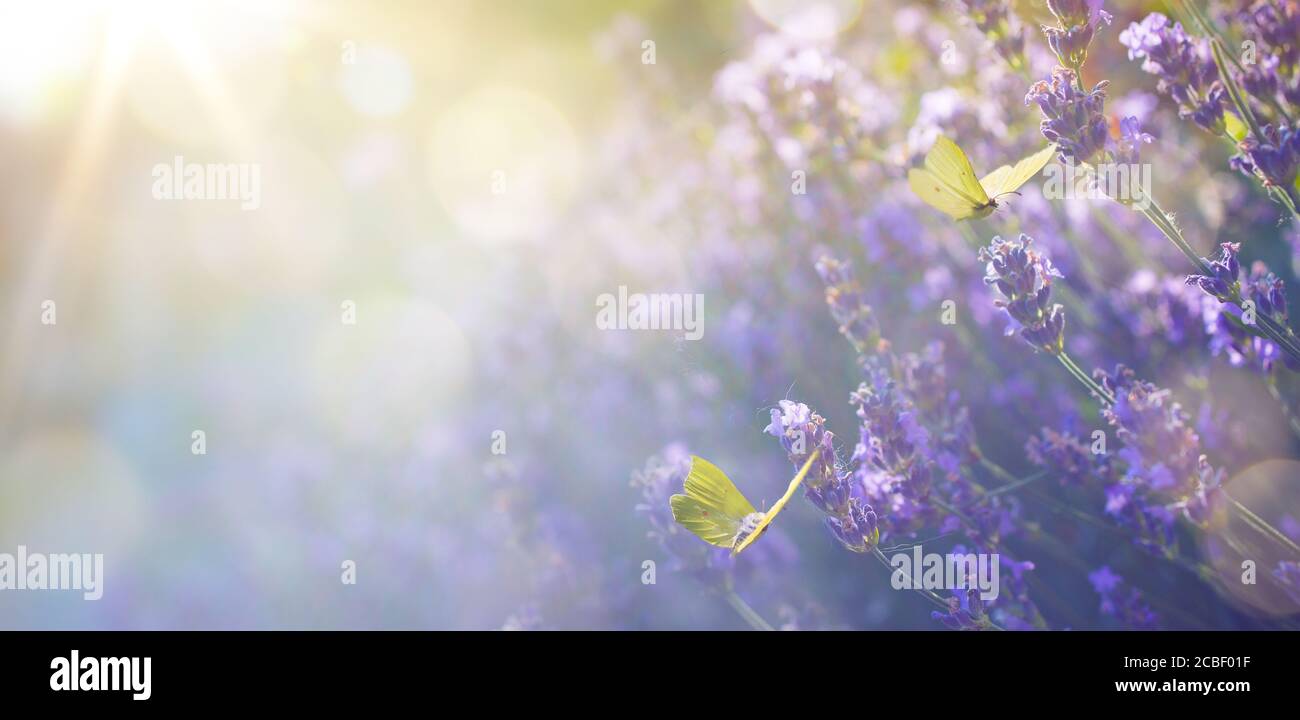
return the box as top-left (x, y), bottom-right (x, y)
top-left (2, 0), bottom-right (1300, 629)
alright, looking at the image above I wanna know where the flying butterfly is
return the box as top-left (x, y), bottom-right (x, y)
top-left (670, 450), bottom-right (820, 556)
top-left (908, 135), bottom-right (1056, 220)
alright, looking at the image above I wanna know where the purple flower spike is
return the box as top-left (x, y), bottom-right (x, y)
top-left (1113, 116), bottom-right (1154, 165)
top-left (816, 256), bottom-right (885, 356)
top-left (1025, 67), bottom-right (1110, 164)
top-left (1231, 123), bottom-right (1300, 187)
top-left (765, 400), bottom-right (880, 553)
top-left (1043, 0), bottom-right (1112, 69)
top-left (931, 586), bottom-right (991, 630)
top-left (1242, 1), bottom-right (1300, 70)
top-left (1026, 427), bottom-right (1113, 486)
top-left (1089, 566), bottom-right (1160, 629)
top-left (979, 234), bottom-right (1067, 354)
top-left (1094, 365), bottom-right (1232, 545)
top-left (1185, 242), bottom-right (1242, 300)
top-left (851, 360), bottom-right (941, 539)
top-left (1119, 13), bottom-right (1226, 134)
top-left (1274, 561), bottom-right (1300, 607)
top-left (1188, 243), bottom-right (1295, 372)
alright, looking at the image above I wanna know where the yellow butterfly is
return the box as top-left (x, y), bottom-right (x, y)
top-left (670, 450), bottom-right (820, 556)
top-left (908, 136), bottom-right (1056, 220)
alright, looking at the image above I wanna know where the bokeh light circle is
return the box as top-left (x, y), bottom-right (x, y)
top-left (338, 45), bottom-right (413, 118)
top-left (428, 86), bottom-right (580, 245)
top-left (1199, 458), bottom-right (1300, 618)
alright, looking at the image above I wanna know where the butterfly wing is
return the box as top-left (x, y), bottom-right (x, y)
top-left (670, 495), bottom-right (741, 547)
top-left (670, 456), bottom-right (757, 548)
top-left (909, 168), bottom-right (980, 220)
top-left (979, 144), bottom-right (1056, 199)
top-left (732, 449), bottom-right (821, 556)
top-left (924, 136), bottom-right (990, 205)
top-left (909, 136), bottom-right (990, 219)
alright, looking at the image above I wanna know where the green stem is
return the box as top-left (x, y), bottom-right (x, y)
top-left (978, 455), bottom-right (1226, 585)
top-left (1271, 183), bottom-right (1300, 222)
top-left (1205, 32), bottom-right (1300, 223)
top-left (724, 590), bottom-right (775, 631)
top-left (1229, 496), bottom-right (1300, 557)
top-left (870, 546), bottom-right (951, 612)
top-left (1052, 281), bottom-right (1300, 558)
top-left (879, 523), bottom-right (1006, 631)
top-left (1182, 0), bottom-right (1297, 125)
top-left (1137, 196), bottom-right (1300, 362)
top-left (1265, 374), bottom-right (1300, 441)
top-left (1055, 348), bottom-right (1300, 561)
top-left (976, 454), bottom-right (1017, 485)
top-left (975, 453), bottom-right (1244, 626)
top-left (1024, 485), bottom-right (1131, 541)
top-left (1011, 530), bottom-right (1212, 629)
top-left (1139, 199), bottom-right (1210, 274)
top-left (980, 469), bottom-right (1048, 499)
top-left (1210, 38), bottom-right (1267, 141)
top-left (975, 456), bottom-right (1099, 535)
top-left (1056, 351), bottom-right (1115, 405)
top-left (1253, 310), bottom-right (1300, 363)
top-left (1175, 1), bottom-right (1300, 222)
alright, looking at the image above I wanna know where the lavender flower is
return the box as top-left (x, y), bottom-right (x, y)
top-left (1042, 0), bottom-right (1112, 70)
top-left (816, 256), bottom-right (886, 357)
top-left (1243, 0), bottom-right (1300, 66)
top-left (851, 361), bottom-right (939, 538)
top-left (1025, 427), bottom-right (1112, 486)
top-left (1238, 0), bottom-right (1300, 106)
top-left (1112, 116), bottom-right (1154, 165)
top-left (1106, 271), bottom-right (1209, 351)
top-left (979, 234), bottom-right (1067, 353)
top-left (1025, 67), bottom-right (1110, 164)
top-left (1274, 560), bottom-right (1300, 607)
top-left (764, 400), bottom-right (880, 552)
top-left (931, 585), bottom-right (991, 630)
top-left (1098, 366), bottom-right (1202, 492)
top-left (1095, 365), bottom-right (1225, 532)
top-left (1230, 122), bottom-right (1300, 187)
top-left (1102, 481), bottom-right (1179, 556)
top-left (1185, 242), bottom-right (1242, 300)
top-left (1239, 54), bottom-right (1281, 106)
top-left (994, 555), bottom-right (1045, 630)
top-left (1119, 13), bottom-right (1227, 134)
top-left (1187, 242), bottom-right (1295, 371)
top-left (1088, 566), bottom-right (1160, 629)
top-left (1242, 261), bottom-right (1290, 327)
top-left (894, 343), bottom-right (977, 479)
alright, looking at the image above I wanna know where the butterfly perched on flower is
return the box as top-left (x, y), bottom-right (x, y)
top-left (908, 135), bottom-right (1056, 220)
top-left (670, 450), bottom-right (819, 556)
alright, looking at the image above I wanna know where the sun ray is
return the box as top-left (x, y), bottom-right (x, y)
top-left (0, 16), bottom-right (134, 435)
